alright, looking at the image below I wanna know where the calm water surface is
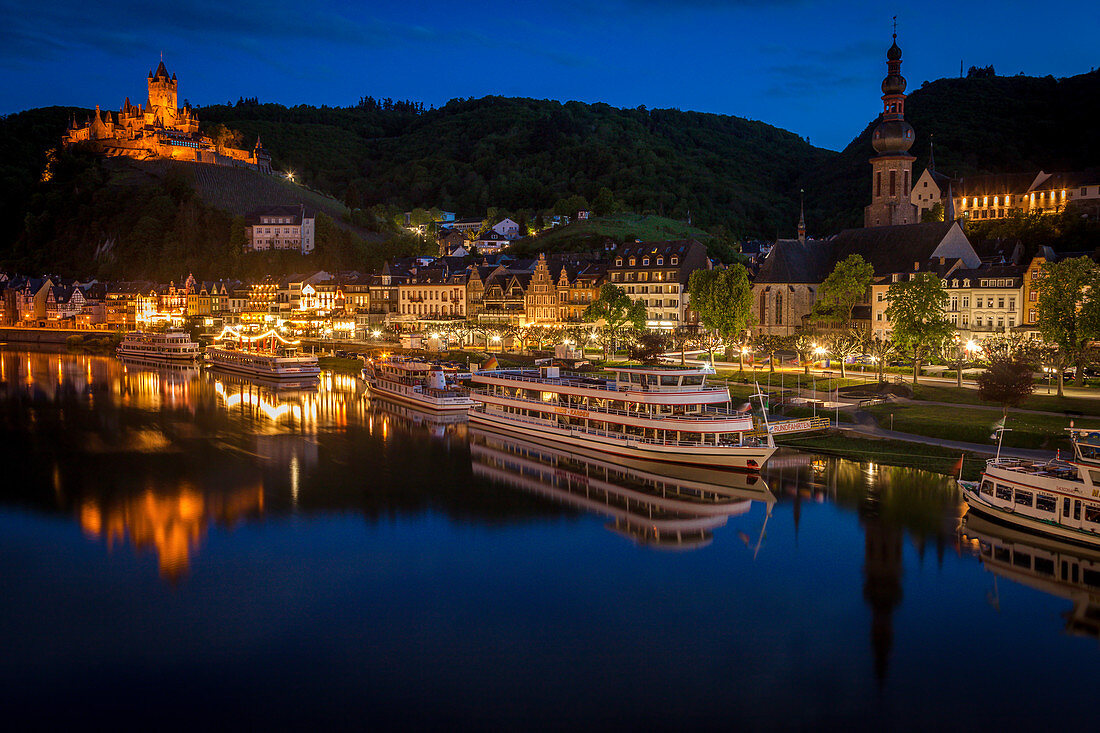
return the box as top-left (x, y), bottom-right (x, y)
top-left (0, 346), bottom-right (1095, 730)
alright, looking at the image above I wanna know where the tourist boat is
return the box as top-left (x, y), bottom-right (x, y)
top-left (469, 427), bottom-right (774, 550)
top-left (959, 428), bottom-right (1100, 547)
top-left (960, 513), bottom-right (1100, 640)
top-left (204, 327), bottom-right (320, 381)
top-left (361, 355), bottom-right (475, 412)
top-left (116, 330), bottom-right (201, 363)
top-left (468, 364), bottom-right (776, 470)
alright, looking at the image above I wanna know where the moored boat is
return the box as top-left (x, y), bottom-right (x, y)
top-left (116, 330), bottom-right (201, 363)
top-left (361, 355), bottom-right (474, 412)
top-left (468, 364), bottom-right (775, 470)
top-left (959, 428), bottom-right (1100, 547)
top-left (204, 327), bottom-right (320, 381)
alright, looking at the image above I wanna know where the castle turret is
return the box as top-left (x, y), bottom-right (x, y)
top-left (864, 27), bottom-right (919, 228)
top-left (147, 59), bottom-right (178, 122)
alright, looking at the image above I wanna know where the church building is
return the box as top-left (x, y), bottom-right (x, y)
top-left (864, 32), bottom-right (918, 227)
top-left (63, 61), bottom-right (271, 173)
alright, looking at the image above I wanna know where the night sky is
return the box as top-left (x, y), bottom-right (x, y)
top-left (2, 0), bottom-right (1096, 151)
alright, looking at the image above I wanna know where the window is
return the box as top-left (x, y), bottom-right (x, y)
top-left (1029, 291), bottom-right (1037, 302)
top-left (1015, 490), bottom-right (1033, 507)
top-left (997, 297), bottom-right (1005, 309)
top-left (876, 171), bottom-right (882, 197)
top-left (1029, 309), bottom-right (1037, 323)
top-left (670, 257), bottom-right (678, 265)
top-left (980, 480), bottom-right (993, 496)
top-left (615, 259), bottom-right (622, 266)
top-left (775, 292), bottom-right (783, 325)
top-left (656, 257), bottom-right (663, 265)
top-left (1087, 506), bottom-right (1100, 524)
top-left (889, 169), bottom-right (897, 197)
top-left (963, 280), bottom-right (970, 288)
top-left (996, 485), bottom-right (1013, 501)
top-left (629, 258), bottom-right (636, 266)
top-left (642, 258), bottom-right (649, 266)
top-left (1036, 494), bottom-right (1057, 512)
top-left (1009, 297), bottom-right (1015, 310)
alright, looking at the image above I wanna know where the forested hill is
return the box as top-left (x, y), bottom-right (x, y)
top-left (1, 67), bottom-right (1098, 268)
top-left (804, 68), bottom-right (1100, 233)
top-left (197, 96), bottom-right (830, 239)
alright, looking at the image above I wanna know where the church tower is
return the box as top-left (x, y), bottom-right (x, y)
top-left (864, 28), bottom-right (918, 228)
top-left (147, 60), bottom-right (179, 127)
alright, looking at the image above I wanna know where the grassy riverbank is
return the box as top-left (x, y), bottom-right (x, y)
top-left (911, 383), bottom-right (1100, 417)
top-left (864, 403), bottom-right (1099, 451)
top-left (776, 431), bottom-right (985, 479)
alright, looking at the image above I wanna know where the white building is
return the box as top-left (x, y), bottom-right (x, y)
top-left (245, 204), bottom-right (316, 254)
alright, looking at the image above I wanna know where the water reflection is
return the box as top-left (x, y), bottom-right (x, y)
top-left (470, 427), bottom-right (774, 550)
top-left (961, 514), bottom-right (1100, 640)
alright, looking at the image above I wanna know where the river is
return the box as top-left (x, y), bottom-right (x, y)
top-left (0, 346), bottom-right (1094, 729)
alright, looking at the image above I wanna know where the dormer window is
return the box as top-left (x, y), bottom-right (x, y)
top-left (615, 259), bottom-right (622, 266)
top-left (656, 257), bottom-right (663, 265)
top-left (629, 258), bottom-right (636, 266)
top-left (642, 258), bottom-right (649, 266)
top-left (951, 279), bottom-right (958, 287)
top-left (670, 257), bottom-right (679, 265)
top-left (963, 279), bottom-right (970, 287)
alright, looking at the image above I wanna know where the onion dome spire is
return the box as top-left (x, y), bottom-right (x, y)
top-left (871, 23), bottom-right (914, 157)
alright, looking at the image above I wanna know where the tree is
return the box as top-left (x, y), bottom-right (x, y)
top-left (754, 334), bottom-right (786, 373)
top-left (344, 181), bottom-right (363, 211)
top-left (866, 336), bottom-right (897, 383)
top-left (584, 283), bottom-right (647, 357)
top-left (921, 202), bottom-right (944, 223)
top-left (828, 331), bottom-right (865, 379)
top-left (978, 356), bottom-right (1035, 415)
top-left (668, 325), bottom-right (699, 366)
top-left (1037, 257), bottom-right (1100, 397)
top-left (688, 265), bottom-right (755, 361)
top-left (789, 334), bottom-right (815, 375)
top-left (811, 254), bottom-right (874, 329)
top-left (593, 187), bottom-right (620, 217)
top-left (885, 272), bottom-right (954, 385)
top-left (630, 331), bottom-right (669, 364)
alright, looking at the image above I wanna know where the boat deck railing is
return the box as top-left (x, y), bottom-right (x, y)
top-left (474, 407), bottom-right (768, 448)
top-left (471, 390), bottom-right (752, 425)
top-left (476, 369), bottom-right (729, 395)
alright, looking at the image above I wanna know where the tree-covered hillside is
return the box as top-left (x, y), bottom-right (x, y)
top-left (198, 96), bottom-right (831, 239)
top-left (802, 69), bottom-right (1100, 233)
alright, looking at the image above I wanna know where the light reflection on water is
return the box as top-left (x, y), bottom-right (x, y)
top-left (0, 346), bottom-right (1095, 728)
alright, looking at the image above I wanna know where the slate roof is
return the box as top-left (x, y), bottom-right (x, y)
top-left (754, 239), bottom-right (835, 284)
top-left (831, 222), bottom-right (958, 274)
top-left (952, 173), bottom-right (1039, 198)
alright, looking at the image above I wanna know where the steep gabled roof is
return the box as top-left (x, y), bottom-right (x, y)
top-left (754, 239), bottom-right (835, 284)
top-left (831, 221), bottom-right (970, 274)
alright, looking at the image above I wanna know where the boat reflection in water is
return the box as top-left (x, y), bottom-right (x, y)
top-left (470, 426), bottom-right (774, 550)
top-left (961, 514), bottom-right (1100, 641)
top-left (368, 392), bottom-right (469, 441)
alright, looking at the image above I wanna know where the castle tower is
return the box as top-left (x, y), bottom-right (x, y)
top-left (864, 27), bottom-right (918, 228)
top-left (147, 60), bottom-right (178, 125)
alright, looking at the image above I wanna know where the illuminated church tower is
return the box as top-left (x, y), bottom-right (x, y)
top-left (864, 28), bottom-right (918, 227)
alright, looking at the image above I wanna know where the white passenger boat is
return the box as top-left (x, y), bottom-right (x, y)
top-left (960, 428), bottom-right (1100, 547)
top-left (469, 364), bottom-right (775, 470)
top-left (361, 355), bottom-right (475, 412)
top-left (116, 330), bottom-right (200, 363)
top-left (204, 327), bottom-right (320, 381)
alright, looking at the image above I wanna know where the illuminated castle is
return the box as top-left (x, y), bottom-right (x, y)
top-left (63, 60), bottom-right (271, 173)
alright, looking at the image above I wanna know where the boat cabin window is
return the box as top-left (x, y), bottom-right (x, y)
top-left (1084, 569), bottom-right (1100, 589)
top-left (1034, 557), bottom-right (1055, 576)
top-left (660, 375), bottom-right (679, 386)
top-left (1036, 494), bottom-right (1057, 512)
top-left (980, 480), bottom-right (994, 496)
top-left (682, 375), bottom-right (704, 386)
top-left (1013, 551), bottom-right (1032, 569)
top-left (1014, 489), bottom-right (1033, 507)
top-left (995, 485), bottom-right (1013, 501)
top-left (1087, 506), bottom-right (1100, 524)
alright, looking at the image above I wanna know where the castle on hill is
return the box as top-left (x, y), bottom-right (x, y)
top-left (62, 60), bottom-right (271, 173)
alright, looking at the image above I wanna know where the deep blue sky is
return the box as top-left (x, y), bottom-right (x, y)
top-left (2, 0), bottom-right (1096, 151)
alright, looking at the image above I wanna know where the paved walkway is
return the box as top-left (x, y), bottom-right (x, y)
top-left (833, 408), bottom-right (1054, 460)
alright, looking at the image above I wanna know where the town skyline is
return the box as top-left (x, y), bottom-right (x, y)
top-left (2, 0), bottom-right (1097, 151)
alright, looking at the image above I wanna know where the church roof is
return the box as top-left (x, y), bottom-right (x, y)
top-left (154, 60), bottom-right (170, 79)
top-left (754, 239), bottom-right (835, 284)
top-left (831, 221), bottom-right (959, 274)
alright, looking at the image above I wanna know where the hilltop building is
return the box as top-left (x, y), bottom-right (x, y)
top-left (912, 169), bottom-right (1100, 222)
top-left (63, 61), bottom-right (271, 173)
top-left (865, 32), bottom-right (918, 228)
top-left (245, 205), bottom-right (315, 254)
